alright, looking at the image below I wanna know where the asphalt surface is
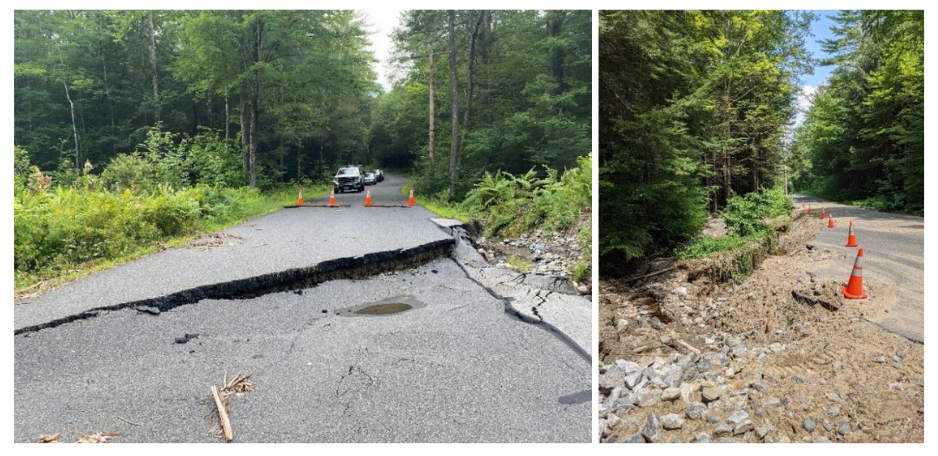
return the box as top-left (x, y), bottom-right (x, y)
top-left (791, 195), bottom-right (924, 343)
top-left (14, 174), bottom-right (449, 332)
top-left (13, 172), bottom-right (591, 442)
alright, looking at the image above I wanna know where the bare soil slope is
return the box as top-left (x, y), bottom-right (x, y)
top-left (598, 211), bottom-right (924, 443)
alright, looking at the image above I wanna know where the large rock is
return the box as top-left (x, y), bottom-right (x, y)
top-left (599, 369), bottom-right (626, 392)
top-left (727, 410), bottom-right (750, 425)
top-left (702, 386), bottom-right (723, 402)
top-left (619, 360), bottom-right (644, 389)
top-left (714, 422), bottom-right (733, 437)
top-left (803, 418), bottom-right (817, 433)
top-left (642, 412), bottom-right (662, 443)
top-left (661, 387), bottom-right (681, 402)
top-left (686, 403), bottom-right (706, 420)
top-left (661, 413), bottom-right (685, 430)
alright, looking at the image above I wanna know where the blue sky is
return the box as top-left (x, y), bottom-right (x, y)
top-left (794, 10), bottom-right (842, 127)
top-left (803, 10), bottom-right (840, 89)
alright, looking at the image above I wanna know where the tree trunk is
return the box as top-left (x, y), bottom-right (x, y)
top-left (547, 13), bottom-right (566, 98)
top-left (248, 15), bottom-right (264, 189)
top-left (319, 133), bottom-right (325, 179)
top-left (751, 138), bottom-right (759, 191)
top-left (240, 95), bottom-right (250, 175)
top-left (447, 10), bottom-right (460, 200)
top-left (147, 13), bottom-right (160, 121)
top-left (459, 11), bottom-right (485, 170)
top-left (428, 51), bottom-right (436, 177)
top-left (224, 86), bottom-right (230, 142)
top-left (63, 81), bottom-right (80, 169)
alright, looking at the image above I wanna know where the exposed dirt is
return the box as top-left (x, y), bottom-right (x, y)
top-left (598, 211), bottom-right (924, 443)
top-left (180, 233), bottom-right (245, 250)
top-left (474, 215), bottom-right (590, 293)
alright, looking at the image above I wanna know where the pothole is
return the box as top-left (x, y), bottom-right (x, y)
top-left (356, 303), bottom-right (413, 315)
top-left (340, 296), bottom-right (427, 317)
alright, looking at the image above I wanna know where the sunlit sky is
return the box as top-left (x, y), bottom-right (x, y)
top-left (795, 10), bottom-right (840, 127)
top-left (361, 10), bottom-right (406, 92)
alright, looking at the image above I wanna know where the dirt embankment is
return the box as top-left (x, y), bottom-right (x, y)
top-left (598, 211), bottom-right (924, 443)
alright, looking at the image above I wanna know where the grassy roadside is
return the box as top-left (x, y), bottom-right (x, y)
top-left (14, 186), bottom-right (329, 299)
top-left (398, 155), bottom-right (592, 282)
top-left (675, 187), bottom-right (793, 283)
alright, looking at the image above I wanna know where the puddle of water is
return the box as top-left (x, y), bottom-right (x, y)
top-left (355, 303), bottom-right (413, 315)
top-left (339, 296), bottom-right (426, 317)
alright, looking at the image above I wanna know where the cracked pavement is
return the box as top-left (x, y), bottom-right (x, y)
top-left (14, 259), bottom-right (590, 442)
top-left (13, 174), bottom-right (591, 443)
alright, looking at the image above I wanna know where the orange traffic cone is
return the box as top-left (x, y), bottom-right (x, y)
top-left (408, 187), bottom-right (415, 207)
top-left (328, 188), bottom-right (336, 207)
top-left (297, 188), bottom-right (304, 206)
top-left (364, 188), bottom-right (372, 207)
top-left (845, 222), bottom-right (858, 247)
top-left (828, 215), bottom-right (835, 228)
top-left (808, 205), bottom-right (813, 214)
top-left (820, 207), bottom-right (826, 219)
top-left (841, 249), bottom-right (869, 299)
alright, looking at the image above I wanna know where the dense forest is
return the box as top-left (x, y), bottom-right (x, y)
top-left (598, 10), bottom-right (924, 271)
top-left (372, 10), bottom-right (591, 199)
top-left (14, 10), bottom-right (375, 188)
top-left (14, 10), bottom-right (592, 290)
top-left (788, 11), bottom-right (924, 215)
top-left (14, 10), bottom-right (590, 194)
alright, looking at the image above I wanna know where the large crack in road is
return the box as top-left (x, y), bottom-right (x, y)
top-left (15, 223), bottom-right (591, 442)
top-left (14, 239), bottom-right (454, 336)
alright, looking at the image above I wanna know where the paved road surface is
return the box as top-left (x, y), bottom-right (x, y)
top-left (14, 174), bottom-right (448, 332)
top-left (792, 195), bottom-right (924, 343)
top-left (14, 173), bottom-right (591, 442)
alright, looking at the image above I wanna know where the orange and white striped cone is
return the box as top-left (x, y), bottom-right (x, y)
top-left (828, 215), bottom-right (835, 228)
top-left (845, 222), bottom-right (858, 247)
top-left (297, 188), bottom-right (303, 206)
top-left (841, 248), bottom-right (869, 299)
top-left (808, 205), bottom-right (813, 214)
top-left (820, 207), bottom-right (826, 219)
top-left (364, 188), bottom-right (372, 207)
top-left (408, 187), bottom-right (415, 207)
top-left (328, 188), bottom-right (336, 207)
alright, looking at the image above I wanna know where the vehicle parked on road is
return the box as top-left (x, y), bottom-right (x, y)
top-left (374, 169), bottom-right (384, 182)
top-left (363, 172), bottom-right (377, 185)
top-left (333, 166), bottom-right (364, 193)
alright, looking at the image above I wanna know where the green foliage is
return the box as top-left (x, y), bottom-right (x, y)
top-left (507, 256), bottom-right (532, 274)
top-left (722, 187), bottom-right (792, 238)
top-left (15, 10), bottom-right (375, 186)
top-left (677, 188), bottom-right (790, 263)
top-left (599, 10), bottom-right (811, 273)
top-left (461, 155), bottom-right (591, 238)
top-left (677, 234), bottom-right (750, 260)
top-left (378, 10), bottom-right (591, 199)
top-left (796, 10), bottom-right (923, 215)
top-left (14, 146), bottom-right (30, 189)
top-left (13, 180), bottom-right (307, 289)
top-left (571, 224), bottom-right (592, 283)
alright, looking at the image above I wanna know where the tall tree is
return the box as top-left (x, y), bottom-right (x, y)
top-left (447, 10), bottom-right (460, 199)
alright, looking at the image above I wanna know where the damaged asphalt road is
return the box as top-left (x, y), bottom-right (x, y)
top-left (14, 173), bottom-right (449, 333)
top-left (14, 259), bottom-right (590, 443)
top-left (792, 194), bottom-right (924, 343)
top-left (13, 173), bottom-right (591, 443)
